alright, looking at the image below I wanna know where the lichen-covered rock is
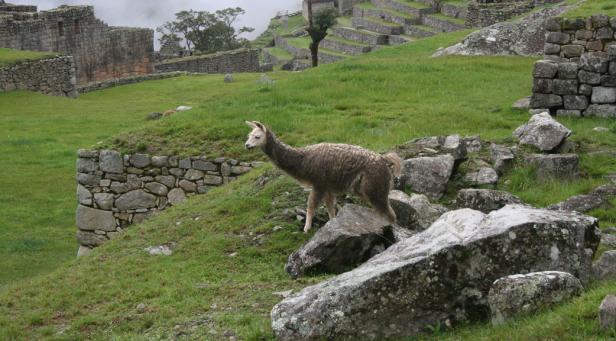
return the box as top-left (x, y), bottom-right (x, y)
top-left (99, 150), bottom-right (123, 173)
top-left (513, 112), bottom-right (572, 151)
top-left (465, 167), bottom-right (499, 186)
top-left (488, 271), bottom-right (583, 325)
top-left (592, 250), bottom-right (616, 281)
top-left (285, 204), bottom-right (395, 279)
top-left (490, 143), bottom-right (515, 175)
top-left (271, 205), bottom-right (600, 340)
top-left (402, 154), bottom-right (455, 200)
top-left (115, 190), bottom-right (157, 210)
top-left (455, 189), bottom-right (523, 213)
top-left (388, 190), bottom-right (448, 231)
top-left (599, 295), bottom-right (616, 329)
top-left (525, 154), bottom-right (579, 180)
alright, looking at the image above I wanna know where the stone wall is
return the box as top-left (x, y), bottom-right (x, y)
top-left (154, 48), bottom-right (265, 74)
top-left (0, 55), bottom-right (77, 97)
top-left (75, 149), bottom-right (261, 253)
top-left (465, 0), bottom-right (562, 28)
top-left (530, 15), bottom-right (616, 118)
top-left (77, 71), bottom-right (185, 94)
top-left (0, 4), bottom-right (154, 84)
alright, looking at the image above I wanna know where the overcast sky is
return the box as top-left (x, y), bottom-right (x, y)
top-left (11, 1), bottom-right (303, 47)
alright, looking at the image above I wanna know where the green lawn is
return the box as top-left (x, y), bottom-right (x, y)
top-left (1, 23), bottom-right (616, 341)
top-left (0, 48), bottom-right (58, 67)
top-left (252, 13), bottom-right (307, 48)
top-left (563, 0), bottom-right (616, 18)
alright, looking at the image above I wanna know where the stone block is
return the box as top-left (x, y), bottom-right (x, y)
top-left (192, 160), bottom-right (217, 172)
top-left (130, 154), bottom-right (151, 168)
top-left (600, 75), bottom-right (616, 87)
top-left (77, 184), bottom-right (92, 206)
top-left (93, 193), bottom-right (114, 210)
top-left (100, 150), bottom-right (123, 173)
top-left (546, 32), bottom-right (570, 45)
top-left (563, 95), bottom-right (589, 110)
top-left (167, 188), bottom-right (186, 205)
top-left (151, 156), bottom-right (168, 167)
top-left (525, 154), bottom-right (579, 180)
top-left (561, 45), bottom-right (584, 58)
top-left (557, 62), bottom-right (579, 79)
top-left (77, 230), bottom-right (107, 247)
top-left (553, 79), bottom-right (578, 95)
top-left (77, 158), bottom-right (98, 173)
top-left (599, 295), bottom-right (616, 329)
top-left (115, 190), bottom-right (157, 210)
top-left (184, 169), bottom-right (204, 181)
top-left (145, 182), bottom-right (168, 196)
top-left (597, 27), bottom-right (614, 40)
top-left (533, 60), bottom-right (558, 78)
top-left (204, 175), bottom-right (223, 186)
top-left (587, 40), bottom-right (604, 51)
top-left (591, 14), bottom-right (610, 28)
top-left (556, 110), bottom-right (582, 117)
top-left (579, 83), bottom-right (593, 95)
top-left (532, 78), bottom-right (552, 93)
top-left (179, 158), bottom-right (191, 169)
top-left (530, 93), bottom-right (562, 108)
top-left (591, 87), bottom-right (616, 104)
top-left (544, 43), bottom-right (560, 55)
top-left (76, 205), bottom-right (116, 232)
top-left (578, 70), bottom-right (601, 85)
top-left (562, 17), bottom-right (585, 31)
top-left (179, 179), bottom-right (197, 192)
top-left (575, 29), bottom-right (593, 40)
top-left (584, 104), bottom-right (616, 118)
top-left (155, 175), bottom-right (175, 188)
top-left (77, 173), bottom-right (101, 187)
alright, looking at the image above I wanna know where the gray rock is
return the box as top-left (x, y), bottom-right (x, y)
top-left (204, 175), bottom-right (223, 186)
top-left (231, 166), bottom-right (252, 175)
top-left (77, 245), bottom-right (92, 257)
top-left (558, 62), bottom-right (579, 79)
top-left (556, 109), bottom-right (582, 117)
top-left (167, 188), bottom-right (186, 205)
top-left (155, 175), bottom-right (176, 188)
top-left (463, 136), bottom-right (482, 153)
top-left (396, 135), bottom-right (467, 161)
top-left (77, 184), bottom-right (92, 205)
top-left (77, 173), bottom-right (101, 187)
top-left (130, 154), bottom-right (151, 168)
top-left (184, 169), bottom-right (204, 181)
top-left (93, 193), bottom-right (114, 210)
top-left (465, 167), bottom-right (499, 186)
top-left (179, 158), bottom-right (192, 169)
top-left (388, 190), bottom-right (448, 231)
top-left (593, 251), bottom-right (616, 281)
top-left (402, 154), bottom-right (454, 200)
top-left (271, 205), bottom-right (600, 340)
top-left (530, 93), bottom-right (562, 108)
top-left (578, 70), bottom-right (601, 85)
top-left (77, 230), bottom-right (107, 247)
top-left (151, 156), bottom-right (168, 167)
top-left (192, 160), bottom-right (217, 172)
top-left (553, 79), bottom-right (578, 95)
top-left (145, 182), bottom-right (169, 196)
top-left (592, 87), bottom-right (616, 104)
top-left (77, 158), bottom-right (97, 173)
top-left (455, 189), bottom-right (523, 213)
top-left (513, 112), bottom-right (572, 151)
top-left (285, 204), bottom-right (395, 279)
top-left (115, 190), bottom-right (157, 210)
top-left (512, 97), bottom-right (530, 110)
top-left (77, 149), bottom-right (98, 158)
top-left (145, 244), bottom-right (174, 256)
top-left (490, 143), bottom-right (515, 175)
top-left (100, 150), bottom-right (123, 173)
top-left (525, 154), bottom-right (579, 180)
top-left (547, 183), bottom-right (616, 213)
top-left (533, 78), bottom-right (552, 94)
top-left (564, 95), bottom-right (588, 110)
top-left (76, 205), bottom-right (116, 232)
top-left (224, 73), bottom-right (233, 83)
top-left (585, 104), bottom-right (616, 118)
top-left (602, 233), bottom-right (616, 248)
top-left (580, 52), bottom-right (609, 73)
top-left (179, 179), bottom-right (197, 192)
top-left (488, 271), bottom-right (582, 325)
top-left (599, 295), bottom-right (616, 329)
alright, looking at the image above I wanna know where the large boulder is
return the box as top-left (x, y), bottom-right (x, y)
top-left (388, 190), bottom-right (448, 231)
top-left (455, 189), bottom-right (523, 213)
top-left (271, 205), bottom-right (600, 340)
top-left (525, 154), bottom-right (579, 180)
top-left (433, 6), bottom-right (571, 57)
top-left (513, 112), bottom-right (572, 152)
top-left (488, 271), bottom-right (583, 325)
top-left (402, 154), bottom-right (455, 200)
top-left (285, 204), bottom-right (395, 279)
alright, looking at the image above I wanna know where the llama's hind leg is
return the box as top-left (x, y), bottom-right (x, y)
top-left (361, 177), bottom-right (397, 224)
top-left (324, 192), bottom-right (337, 219)
top-left (304, 189), bottom-right (323, 233)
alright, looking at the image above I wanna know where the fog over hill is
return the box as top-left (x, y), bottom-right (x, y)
top-left (12, 0), bottom-right (302, 47)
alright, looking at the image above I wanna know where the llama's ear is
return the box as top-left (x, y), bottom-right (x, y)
top-left (253, 121), bottom-right (266, 131)
top-left (245, 121), bottom-right (257, 129)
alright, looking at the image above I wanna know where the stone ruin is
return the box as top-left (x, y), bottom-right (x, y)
top-left (530, 15), bottom-right (616, 118)
top-left (0, 3), bottom-right (154, 84)
top-left (460, 0), bottom-right (562, 28)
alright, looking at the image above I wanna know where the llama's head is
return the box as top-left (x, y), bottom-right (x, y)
top-left (245, 121), bottom-right (267, 150)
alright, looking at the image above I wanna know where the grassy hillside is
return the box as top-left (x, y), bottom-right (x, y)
top-left (0, 48), bottom-right (58, 67)
top-left (2, 14), bottom-right (616, 340)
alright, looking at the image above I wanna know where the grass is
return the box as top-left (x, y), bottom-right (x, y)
top-left (563, 0), bottom-right (616, 18)
top-left (2, 22), bottom-right (616, 340)
top-left (252, 13), bottom-right (307, 48)
top-left (263, 47), bottom-right (294, 61)
top-left (0, 48), bottom-right (58, 67)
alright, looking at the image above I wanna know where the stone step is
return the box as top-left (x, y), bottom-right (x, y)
top-left (331, 26), bottom-right (388, 46)
top-left (318, 48), bottom-right (348, 64)
top-left (320, 35), bottom-right (373, 55)
top-left (353, 3), bottom-right (421, 27)
top-left (388, 34), bottom-right (415, 45)
top-left (371, 0), bottom-right (435, 18)
top-left (352, 16), bottom-right (404, 35)
top-left (404, 24), bottom-right (437, 38)
top-left (421, 13), bottom-right (466, 33)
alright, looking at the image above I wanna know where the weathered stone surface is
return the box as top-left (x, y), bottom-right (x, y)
top-left (151, 156), bottom-right (168, 167)
top-left (77, 230), bottom-right (107, 247)
top-left (77, 184), bottom-right (92, 205)
top-left (285, 204), bottom-right (395, 279)
top-left (580, 52), bottom-right (609, 73)
top-left (76, 205), bottom-right (116, 232)
top-left (77, 245), bottom-right (92, 257)
top-left (396, 135), bottom-right (467, 161)
top-left (549, 185), bottom-right (616, 213)
top-left (525, 154), bottom-right (579, 180)
top-left (490, 144), bottom-right (514, 175)
top-left (193, 160), bottom-right (217, 172)
top-left (77, 173), bottom-right (101, 187)
top-left (599, 295), bottom-right (616, 329)
top-left (592, 250), bottom-right (616, 281)
top-left (184, 169), bottom-right (204, 181)
top-left (513, 112), bottom-right (571, 151)
top-left (463, 136), bottom-right (482, 153)
top-left (556, 109), bottom-right (582, 117)
top-left (585, 104), bottom-right (616, 118)
top-left (167, 188), bottom-right (186, 205)
top-left (402, 154), bottom-right (455, 200)
top-left (534, 60), bottom-right (558, 78)
top-left (179, 158), bottom-right (192, 169)
top-left (563, 95), bottom-right (588, 110)
top-left (130, 154), bottom-right (151, 168)
top-left (179, 179), bottom-right (197, 192)
top-left (100, 150), bottom-right (123, 173)
top-left (93, 193), bottom-right (114, 210)
top-left (530, 93), bottom-right (562, 108)
top-left (455, 189), bottom-right (523, 213)
top-left (488, 271), bottom-right (582, 325)
top-left (592, 87), bottom-right (616, 104)
top-left (145, 182), bottom-right (168, 196)
top-left (532, 78), bottom-right (552, 94)
top-left (155, 175), bottom-right (176, 188)
top-left (578, 70), bottom-right (601, 85)
top-left (77, 158), bottom-right (97, 173)
top-left (115, 190), bottom-right (156, 210)
top-left (552, 79), bottom-right (578, 95)
top-left (465, 167), bottom-right (499, 186)
top-left (204, 175), bottom-right (223, 186)
top-left (388, 190), bottom-right (448, 231)
top-left (271, 205), bottom-right (600, 340)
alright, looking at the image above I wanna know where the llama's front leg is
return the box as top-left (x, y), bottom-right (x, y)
top-left (324, 192), bottom-right (337, 219)
top-left (304, 189), bottom-right (323, 233)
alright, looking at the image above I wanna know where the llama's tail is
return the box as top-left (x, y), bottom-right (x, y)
top-left (383, 152), bottom-right (403, 178)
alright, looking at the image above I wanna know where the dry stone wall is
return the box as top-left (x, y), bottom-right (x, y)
top-left (0, 55), bottom-right (77, 97)
top-left (75, 149), bottom-right (262, 253)
top-left (154, 48), bottom-right (267, 74)
top-left (530, 15), bottom-right (616, 118)
top-left (0, 4), bottom-right (154, 84)
top-left (77, 71), bottom-right (185, 94)
top-left (465, 0), bottom-right (562, 28)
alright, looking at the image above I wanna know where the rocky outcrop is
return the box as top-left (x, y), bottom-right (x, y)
top-left (455, 189), bottom-right (523, 213)
top-left (388, 190), bottom-right (448, 231)
top-left (285, 204), bottom-right (395, 279)
top-left (271, 205), bottom-right (600, 340)
top-left (433, 6), bottom-right (571, 57)
top-left (402, 154), bottom-right (455, 200)
top-left (488, 271), bottom-right (583, 325)
top-left (513, 112), bottom-right (572, 152)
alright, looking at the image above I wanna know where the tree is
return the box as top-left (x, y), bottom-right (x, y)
top-left (306, 2), bottom-right (337, 67)
top-left (157, 8), bottom-right (254, 55)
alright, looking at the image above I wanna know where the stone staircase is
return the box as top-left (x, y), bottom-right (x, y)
top-left (264, 0), bottom-right (468, 69)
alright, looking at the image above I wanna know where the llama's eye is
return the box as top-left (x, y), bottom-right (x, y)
top-left (255, 136), bottom-right (261, 139)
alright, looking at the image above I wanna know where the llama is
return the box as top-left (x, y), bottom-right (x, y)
top-left (244, 121), bottom-right (402, 233)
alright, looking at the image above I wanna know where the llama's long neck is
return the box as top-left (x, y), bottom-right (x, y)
top-left (262, 130), bottom-right (305, 179)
